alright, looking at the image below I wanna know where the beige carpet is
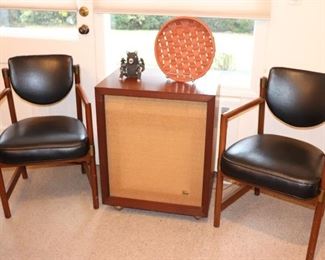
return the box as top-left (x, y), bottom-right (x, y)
top-left (0, 166), bottom-right (324, 260)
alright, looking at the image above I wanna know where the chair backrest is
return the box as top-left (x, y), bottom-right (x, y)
top-left (8, 55), bottom-right (74, 104)
top-left (266, 67), bottom-right (325, 127)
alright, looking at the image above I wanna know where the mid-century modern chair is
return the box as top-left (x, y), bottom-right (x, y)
top-left (214, 67), bottom-right (325, 260)
top-left (0, 55), bottom-right (99, 218)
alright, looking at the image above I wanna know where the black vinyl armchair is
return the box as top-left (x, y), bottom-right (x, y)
top-left (214, 67), bottom-right (325, 260)
top-left (0, 55), bottom-right (99, 218)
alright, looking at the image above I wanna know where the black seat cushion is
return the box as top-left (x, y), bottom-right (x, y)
top-left (0, 116), bottom-right (89, 164)
top-left (221, 134), bottom-right (325, 199)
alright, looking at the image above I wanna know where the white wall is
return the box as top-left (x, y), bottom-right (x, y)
top-left (263, 0), bottom-right (325, 150)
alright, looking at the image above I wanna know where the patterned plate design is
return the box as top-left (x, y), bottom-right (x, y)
top-left (155, 17), bottom-right (215, 83)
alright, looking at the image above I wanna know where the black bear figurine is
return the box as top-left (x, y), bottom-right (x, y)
top-left (119, 51), bottom-right (145, 81)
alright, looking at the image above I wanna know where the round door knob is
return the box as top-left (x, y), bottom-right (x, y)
top-left (79, 6), bottom-right (89, 17)
top-left (79, 24), bottom-right (89, 35)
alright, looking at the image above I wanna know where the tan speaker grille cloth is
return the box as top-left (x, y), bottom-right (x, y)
top-left (105, 95), bottom-right (207, 206)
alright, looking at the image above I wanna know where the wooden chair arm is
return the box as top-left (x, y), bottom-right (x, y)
top-left (0, 88), bottom-right (10, 101)
top-left (223, 97), bottom-right (265, 119)
top-left (76, 84), bottom-right (90, 105)
top-left (0, 87), bottom-right (17, 124)
top-left (321, 160), bottom-right (325, 191)
top-left (2, 68), bottom-right (18, 123)
top-left (76, 85), bottom-right (95, 149)
top-left (217, 97), bottom-right (265, 171)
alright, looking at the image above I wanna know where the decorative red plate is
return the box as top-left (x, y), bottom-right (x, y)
top-left (155, 17), bottom-right (215, 83)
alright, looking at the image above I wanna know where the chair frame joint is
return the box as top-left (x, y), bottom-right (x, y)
top-left (318, 189), bottom-right (325, 203)
top-left (89, 144), bottom-right (94, 157)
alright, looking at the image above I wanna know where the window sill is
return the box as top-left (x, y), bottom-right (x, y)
top-left (196, 70), bottom-right (258, 99)
top-left (219, 87), bottom-right (258, 99)
top-left (0, 27), bottom-right (78, 41)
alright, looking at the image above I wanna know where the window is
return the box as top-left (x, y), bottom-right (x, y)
top-left (103, 14), bottom-right (254, 89)
top-left (0, 9), bottom-right (76, 27)
top-left (0, 9), bottom-right (77, 39)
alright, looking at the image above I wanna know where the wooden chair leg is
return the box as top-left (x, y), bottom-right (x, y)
top-left (81, 163), bottom-right (86, 174)
top-left (214, 171), bottom-right (224, 227)
top-left (254, 187), bottom-right (260, 196)
top-left (0, 169), bottom-right (11, 218)
top-left (21, 166), bottom-right (28, 179)
top-left (89, 157), bottom-right (99, 209)
top-left (306, 200), bottom-right (325, 260)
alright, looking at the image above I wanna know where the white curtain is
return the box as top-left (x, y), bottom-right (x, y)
top-left (0, 0), bottom-right (77, 11)
top-left (0, 1), bottom-right (271, 19)
top-left (93, 0), bottom-right (271, 19)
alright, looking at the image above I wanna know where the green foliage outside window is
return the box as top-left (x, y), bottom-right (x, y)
top-left (202, 18), bottom-right (254, 33)
top-left (0, 9), bottom-right (76, 27)
top-left (111, 14), bottom-right (254, 34)
top-left (110, 15), bottom-right (171, 30)
top-left (0, 10), bottom-right (253, 34)
top-left (215, 53), bottom-right (235, 71)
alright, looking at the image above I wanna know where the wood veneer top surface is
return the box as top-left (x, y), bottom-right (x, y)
top-left (95, 68), bottom-right (218, 98)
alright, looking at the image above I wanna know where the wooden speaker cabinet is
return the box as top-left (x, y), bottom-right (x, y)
top-left (95, 69), bottom-right (218, 217)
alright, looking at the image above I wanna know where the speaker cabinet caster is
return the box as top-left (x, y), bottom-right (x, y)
top-left (194, 216), bottom-right (201, 220)
top-left (114, 206), bottom-right (124, 211)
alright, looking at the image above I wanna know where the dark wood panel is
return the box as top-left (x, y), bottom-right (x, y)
top-left (95, 68), bottom-right (218, 101)
top-left (107, 196), bottom-right (207, 217)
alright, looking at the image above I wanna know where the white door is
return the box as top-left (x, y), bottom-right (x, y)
top-left (0, 1), bottom-right (97, 137)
